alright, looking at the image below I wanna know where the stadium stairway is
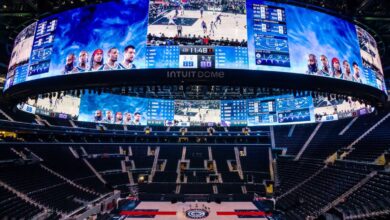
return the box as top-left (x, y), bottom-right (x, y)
top-left (83, 158), bottom-right (107, 185)
top-left (276, 163), bottom-right (373, 219)
top-left (345, 112), bottom-right (390, 150)
top-left (342, 112), bottom-right (390, 162)
top-left (309, 170), bottom-right (378, 219)
top-left (234, 147), bottom-right (244, 180)
top-left (294, 122), bottom-right (322, 160)
top-left (332, 171), bottom-right (390, 219)
top-left (273, 123), bottom-right (317, 156)
top-left (338, 117), bottom-right (359, 135)
top-left (148, 146), bottom-right (160, 182)
top-left (40, 164), bottom-right (100, 196)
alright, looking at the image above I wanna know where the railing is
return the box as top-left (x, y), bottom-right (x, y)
top-left (83, 158), bottom-right (107, 184)
top-left (128, 171), bottom-right (135, 185)
top-left (270, 126), bottom-right (276, 148)
top-left (69, 147), bottom-right (79, 158)
top-left (208, 146), bottom-right (213, 160)
top-left (339, 117), bottom-right (358, 135)
top-left (288, 125), bottom-right (295, 137)
top-left (69, 120), bottom-right (77, 128)
top-left (0, 109), bottom-right (14, 121)
top-left (181, 146), bottom-right (187, 160)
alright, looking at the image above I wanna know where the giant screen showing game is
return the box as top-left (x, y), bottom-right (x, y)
top-left (4, 0), bottom-right (386, 93)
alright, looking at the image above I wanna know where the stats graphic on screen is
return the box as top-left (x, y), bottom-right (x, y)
top-left (4, 0), bottom-right (386, 94)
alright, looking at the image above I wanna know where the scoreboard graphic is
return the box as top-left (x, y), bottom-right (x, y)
top-left (179, 46), bottom-right (215, 69)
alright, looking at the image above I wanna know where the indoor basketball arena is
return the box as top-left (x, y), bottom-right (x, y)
top-left (0, 0), bottom-right (389, 219)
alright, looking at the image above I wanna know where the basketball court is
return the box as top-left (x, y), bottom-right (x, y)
top-left (120, 201), bottom-right (269, 219)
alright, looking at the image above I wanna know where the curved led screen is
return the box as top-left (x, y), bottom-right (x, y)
top-left (19, 92), bottom-right (372, 127)
top-left (4, 0), bottom-right (386, 94)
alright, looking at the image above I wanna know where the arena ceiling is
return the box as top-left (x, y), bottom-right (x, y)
top-left (0, 0), bottom-right (389, 81)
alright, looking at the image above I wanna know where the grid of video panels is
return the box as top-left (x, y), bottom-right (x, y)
top-left (76, 93), bottom-right (313, 126)
top-left (4, 0), bottom-right (386, 94)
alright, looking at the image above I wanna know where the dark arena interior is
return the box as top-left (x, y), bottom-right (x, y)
top-left (1, 0), bottom-right (390, 219)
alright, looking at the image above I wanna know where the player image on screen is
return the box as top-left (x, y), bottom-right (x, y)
top-left (306, 54), bottom-right (318, 75)
top-left (119, 45), bottom-right (137, 69)
top-left (147, 0), bottom-right (247, 47)
top-left (331, 58), bottom-right (343, 79)
top-left (343, 60), bottom-right (353, 81)
top-left (90, 49), bottom-right (104, 71)
top-left (174, 100), bottom-right (220, 126)
top-left (94, 110), bottom-right (103, 122)
top-left (78, 93), bottom-right (150, 125)
top-left (104, 110), bottom-right (113, 123)
top-left (104, 47), bottom-right (120, 70)
top-left (74, 51), bottom-right (89, 73)
top-left (133, 112), bottom-right (142, 125)
top-left (123, 112), bottom-right (132, 125)
top-left (62, 53), bottom-right (77, 74)
top-left (352, 62), bottom-right (363, 83)
top-left (115, 112), bottom-right (123, 124)
top-left (318, 55), bottom-right (331, 77)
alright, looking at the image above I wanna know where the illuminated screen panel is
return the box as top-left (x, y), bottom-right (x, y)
top-left (146, 46), bottom-right (180, 68)
top-left (4, 0), bottom-right (386, 95)
top-left (8, 0), bottom-right (149, 84)
top-left (247, 0), bottom-right (363, 79)
top-left (220, 94), bottom-right (314, 126)
top-left (215, 46), bottom-right (249, 69)
top-left (221, 100), bottom-right (247, 126)
top-left (19, 93), bottom-right (377, 126)
top-left (147, 98), bottom-right (175, 126)
top-left (313, 96), bottom-right (374, 122)
top-left (356, 26), bottom-right (386, 92)
top-left (147, 1), bottom-right (248, 69)
top-left (246, 95), bottom-right (314, 126)
top-left (78, 93), bottom-right (150, 125)
top-left (4, 22), bottom-right (36, 90)
top-left (174, 100), bottom-right (221, 126)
